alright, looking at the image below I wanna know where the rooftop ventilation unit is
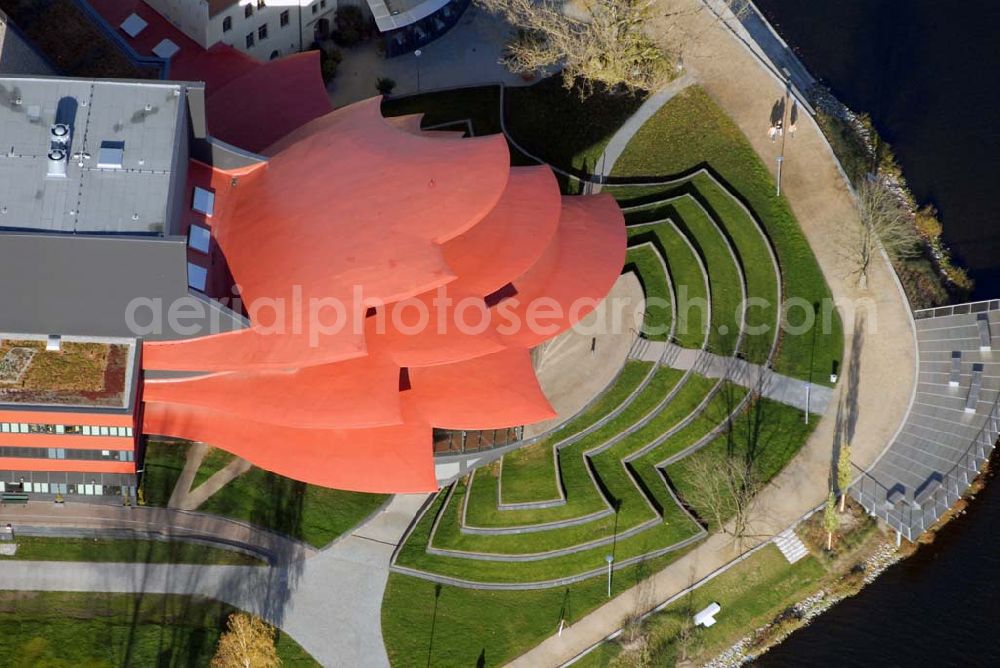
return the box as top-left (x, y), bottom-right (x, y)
top-left (50, 123), bottom-right (70, 146)
top-left (46, 149), bottom-right (67, 178)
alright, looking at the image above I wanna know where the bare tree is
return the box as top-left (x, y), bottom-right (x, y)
top-left (477, 0), bottom-right (674, 95)
top-left (211, 612), bottom-right (281, 668)
top-left (684, 450), bottom-right (762, 549)
top-left (836, 442), bottom-right (852, 512)
top-left (850, 177), bottom-right (921, 288)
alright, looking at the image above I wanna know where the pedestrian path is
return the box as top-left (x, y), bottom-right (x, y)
top-left (631, 341), bottom-right (834, 414)
top-left (505, 0), bottom-right (917, 663)
top-left (590, 73), bottom-right (695, 191)
top-left (0, 494), bottom-right (429, 667)
top-left (0, 501), bottom-right (312, 564)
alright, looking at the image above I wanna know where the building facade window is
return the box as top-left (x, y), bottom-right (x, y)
top-left (246, 32), bottom-right (255, 48)
top-left (258, 24), bottom-right (268, 40)
top-left (0, 422), bottom-right (133, 437)
top-left (0, 446), bottom-right (134, 461)
top-left (245, 4), bottom-right (253, 19)
top-left (321, 0), bottom-right (327, 8)
top-left (280, 10), bottom-right (289, 27)
top-left (257, 0), bottom-right (266, 8)
top-left (223, 16), bottom-right (232, 32)
top-left (312, 4), bottom-right (318, 14)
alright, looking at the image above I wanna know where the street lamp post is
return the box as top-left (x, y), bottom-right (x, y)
top-left (605, 554), bottom-right (614, 597)
top-left (414, 49), bottom-right (423, 93)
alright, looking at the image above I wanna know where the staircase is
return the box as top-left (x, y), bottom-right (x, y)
top-left (773, 527), bottom-right (809, 564)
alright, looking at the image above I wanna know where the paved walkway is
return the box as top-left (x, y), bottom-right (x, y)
top-left (507, 0), bottom-right (917, 664)
top-left (0, 494), bottom-right (428, 667)
top-left (591, 73), bottom-right (696, 189)
top-left (327, 5), bottom-right (525, 108)
top-left (0, 501), bottom-right (313, 565)
top-left (525, 273), bottom-right (644, 438)
top-left (632, 341), bottom-right (834, 414)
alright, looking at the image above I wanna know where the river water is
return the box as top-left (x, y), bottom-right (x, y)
top-left (747, 1), bottom-right (1000, 664)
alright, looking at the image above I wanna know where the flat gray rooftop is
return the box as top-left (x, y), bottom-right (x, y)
top-left (852, 301), bottom-right (1000, 539)
top-left (0, 233), bottom-right (245, 341)
top-left (0, 76), bottom-right (186, 234)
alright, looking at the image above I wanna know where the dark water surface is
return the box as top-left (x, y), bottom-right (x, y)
top-left (756, 0), bottom-right (1000, 299)
top-left (747, 1), bottom-right (1000, 664)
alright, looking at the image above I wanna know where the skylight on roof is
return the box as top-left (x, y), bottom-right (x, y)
top-left (97, 141), bottom-right (125, 169)
top-left (120, 13), bottom-right (148, 38)
top-left (153, 39), bottom-right (180, 60)
top-left (192, 187), bottom-right (215, 217)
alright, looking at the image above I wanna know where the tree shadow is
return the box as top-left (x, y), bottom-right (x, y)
top-left (844, 313), bottom-right (866, 444)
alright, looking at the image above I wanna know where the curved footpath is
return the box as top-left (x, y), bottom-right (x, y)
top-left (506, 0), bottom-right (917, 665)
top-left (0, 494), bottom-right (430, 668)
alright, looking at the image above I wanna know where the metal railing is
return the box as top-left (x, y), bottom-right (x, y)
top-left (914, 299), bottom-right (1000, 320)
top-left (852, 377), bottom-right (1000, 540)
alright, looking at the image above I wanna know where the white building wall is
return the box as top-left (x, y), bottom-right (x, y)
top-left (146, 0), bottom-right (344, 62)
top-left (144, 0), bottom-right (211, 48)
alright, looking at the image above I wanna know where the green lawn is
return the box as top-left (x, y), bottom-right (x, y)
top-left (383, 76), bottom-right (646, 193)
top-left (499, 361), bottom-right (652, 506)
top-left (467, 367), bottom-right (686, 529)
top-left (625, 244), bottom-right (673, 341)
top-left (505, 77), bottom-right (646, 192)
top-left (192, 447), bottom-right (236, 488)
top-left (0, 536), bottom-right (262, 566)
top-left (578, 545), bottom-right (825, 666)
top-left (0, 592), bottom-right (317, 667)
top-left (627, 221), bottom-right (708, 349)
top-left (141, 441), bottom-right (388, 548)
top-left (382, 85), bottom-right (502, 136)
top-left (668, 399), bottom-right (817, 530)
top-left (631, 195), bottom-right (745, 355)
top-left (611, 86), bottom-right (843, 385)
top-left (382, 549), bottom-right (688, 668)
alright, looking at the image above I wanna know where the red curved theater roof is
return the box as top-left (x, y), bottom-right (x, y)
top-left (143, 96), bottom-right (625, 494)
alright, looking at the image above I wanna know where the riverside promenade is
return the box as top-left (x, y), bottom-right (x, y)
top-left (507, 0), bottom-right (918, 665)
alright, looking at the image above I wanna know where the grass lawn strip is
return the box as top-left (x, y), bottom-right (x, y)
top-left (688, 173), bottom-right (781, 362)
top-left (141, 441), bottom-right (388, 549)
top-left (667, 399), bottom-right (817, 530)
top-left (497, 361), bottom-right (652, 507)
top-left (626, 220), bottom-right (709, 349)
top-left (467, 366), bottom-right (683, 529)
top-left (0, 591), bottom-right (317, 666)
top-left (576, 545), bottom-right (825, 667)
top-left (627, 194), bottom-right (745, 356)
top-left (0, 536), bottom-right (262, 565)
top-left (191, 447), bottom-right (236, 488)
top-left (610, 86), bottom-right (842, 384)
top-left (382, 549), bottom-right (687, 667)
top-left (413, 375), bottom-right (729, 573)
top-left (625, 243), bottom-right (674, 341)
top-left (394, 483), bottom-right (701, 585)
top-left (629, 384), bottom-right (748, 514)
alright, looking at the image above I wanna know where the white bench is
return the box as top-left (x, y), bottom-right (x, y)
top-left (693, 602), bottom-right (721, 628)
